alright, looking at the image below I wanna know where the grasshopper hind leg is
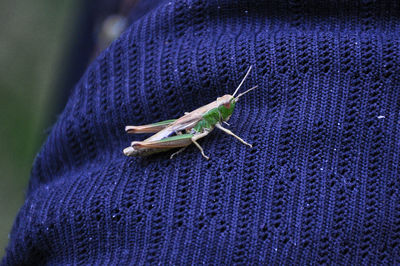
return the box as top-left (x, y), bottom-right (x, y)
top-left (170, 147), bottom-right (187, 159)
top-left (168, 131), bottom-right (210, 160)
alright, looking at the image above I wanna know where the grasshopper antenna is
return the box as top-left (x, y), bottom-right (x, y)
top-left (232, 65), bottom-right (253, 97)
top-left (235, 85), bottom-right (258, 100)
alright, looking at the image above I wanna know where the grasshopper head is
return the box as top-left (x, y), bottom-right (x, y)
top-left (216, 65), bottom-right (257, 122)
top-left (217, 94), bottom-right (237, 121)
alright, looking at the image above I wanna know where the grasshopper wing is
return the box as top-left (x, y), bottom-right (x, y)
top-left (163, 100), bottom-right (221, 133)
top-left (126, 119), bottom-right (177, 134)
top-left (143, 110), bottom-right (206, 142)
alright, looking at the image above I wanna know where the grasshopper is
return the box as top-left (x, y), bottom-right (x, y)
top-left (123, 66), bottom-right (257, 160)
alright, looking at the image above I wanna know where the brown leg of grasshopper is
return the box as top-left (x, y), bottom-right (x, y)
top-left (170, 147), bottom-right (187, 159)
top-left (131, 134), bottom-right (193, 149)
top-left (215, 123), bottom-right (252, 147)
top-left (191, 132), bottom-right (210, 160)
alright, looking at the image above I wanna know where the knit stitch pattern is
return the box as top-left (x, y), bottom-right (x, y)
top-left (3, 0), bottom-right (400, 264)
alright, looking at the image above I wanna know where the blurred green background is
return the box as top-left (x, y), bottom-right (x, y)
top-left (0, 0), bottom-right (80, 257)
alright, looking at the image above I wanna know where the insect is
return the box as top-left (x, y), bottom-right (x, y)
top-left (123, 66), bottom-right (257, 160)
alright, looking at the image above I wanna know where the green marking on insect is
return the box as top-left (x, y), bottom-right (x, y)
top-left (123, 66), bottom-right (257, 160)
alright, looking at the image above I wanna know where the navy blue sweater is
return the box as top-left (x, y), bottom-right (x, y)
top-left (3, 0), bottom-right (400, 264)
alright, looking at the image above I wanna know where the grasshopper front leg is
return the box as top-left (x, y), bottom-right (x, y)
top-left (215, 123), bottom-right (252, 147)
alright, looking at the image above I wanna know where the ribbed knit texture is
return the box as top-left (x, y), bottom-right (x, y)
top-left (3, 0), bottom-right (400, 264)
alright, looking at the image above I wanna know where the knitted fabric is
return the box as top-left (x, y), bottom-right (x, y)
top-left (3, 0), bottom-right (400, 264)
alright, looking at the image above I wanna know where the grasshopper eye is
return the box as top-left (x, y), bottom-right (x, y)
top-left (223, 102), bottom-right (231, 109)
